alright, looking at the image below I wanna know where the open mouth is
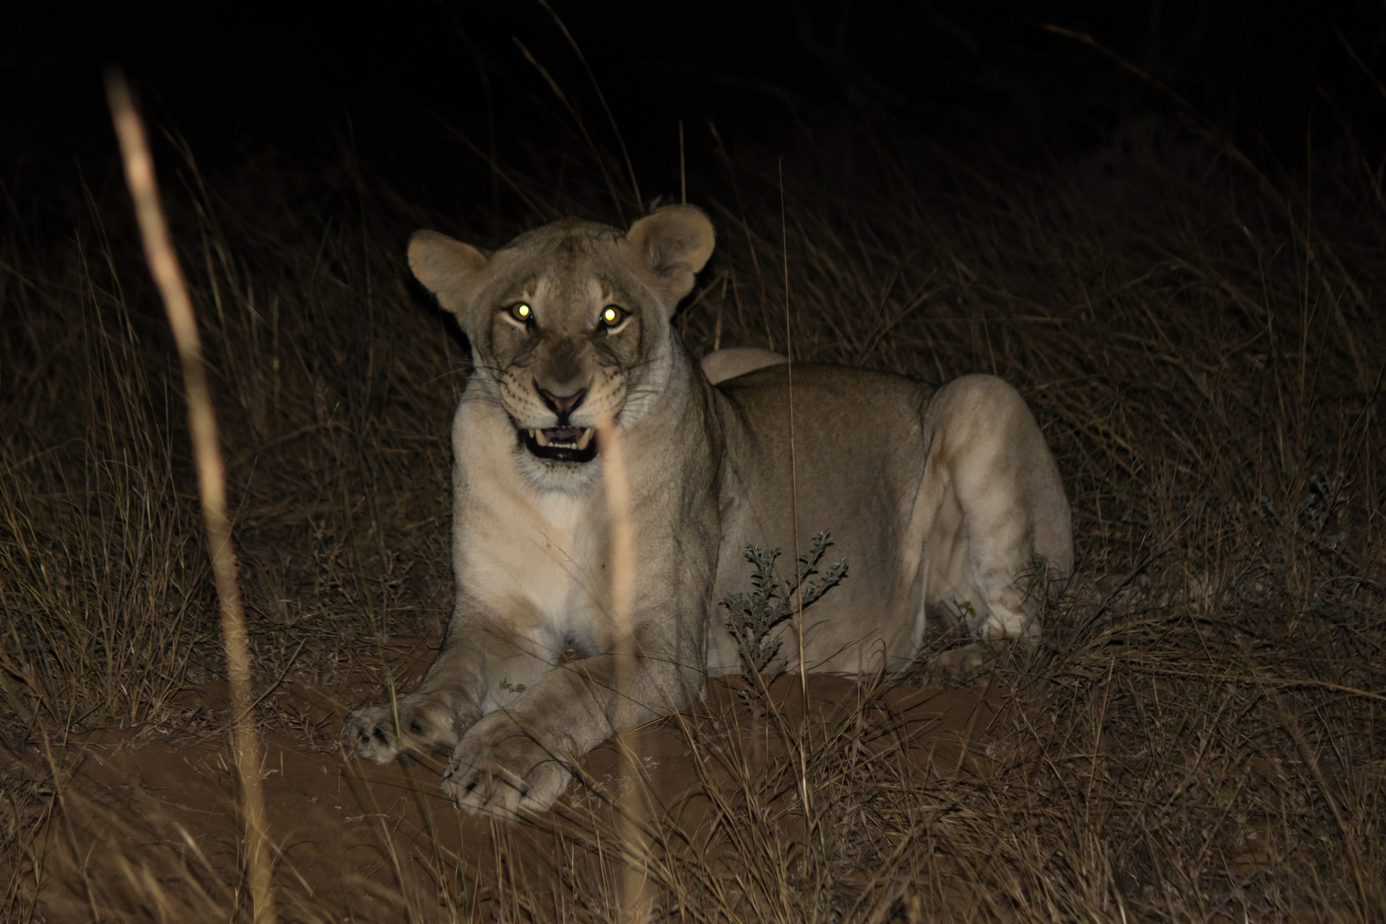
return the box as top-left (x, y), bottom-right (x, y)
top-left (520, 426), bottom-right (598, 463)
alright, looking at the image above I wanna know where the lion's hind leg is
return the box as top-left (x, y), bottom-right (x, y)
top-left (921, 374), bottom-right (1072, 668)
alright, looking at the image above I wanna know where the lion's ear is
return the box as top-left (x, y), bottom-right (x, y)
top-left (626, 205), bottom-right (715, 308)
top-left (407, 230), bottom-right (489, 315)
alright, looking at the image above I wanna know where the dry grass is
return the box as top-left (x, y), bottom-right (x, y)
top-left (1, 91), bottom-right (1383, 921)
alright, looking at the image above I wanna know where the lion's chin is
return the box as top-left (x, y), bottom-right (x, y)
top-left (519, 426), bottom-right (598, 464)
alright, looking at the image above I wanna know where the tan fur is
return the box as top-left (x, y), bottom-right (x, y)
top-left (700, 346), bottom-right (785, 383)
top-left (345, 206), bottom-right (1073, 817)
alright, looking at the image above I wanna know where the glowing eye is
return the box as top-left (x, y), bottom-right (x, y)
top-left (599, 305), bottom-right (627, 330)
top-left (508, 302), bottom-right (534, 324)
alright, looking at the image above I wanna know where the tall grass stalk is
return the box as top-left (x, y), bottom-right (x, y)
top-left (106, 76), bottom-right (275, 924)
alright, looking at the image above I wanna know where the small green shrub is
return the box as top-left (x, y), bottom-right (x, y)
top-left (719, 530), bottom-right (848, 682)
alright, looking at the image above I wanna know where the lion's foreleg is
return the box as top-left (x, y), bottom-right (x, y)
top-left (442, 614), bottom-right (707, 815)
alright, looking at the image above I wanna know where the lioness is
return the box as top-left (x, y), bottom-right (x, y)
top-left (345, 206), bottom-right (1072, 817)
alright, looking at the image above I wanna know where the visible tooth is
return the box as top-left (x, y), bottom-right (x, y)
top-left (576, 429), bottom-right (594, 450)
top-left (532, 429), bottom-right (550, 447)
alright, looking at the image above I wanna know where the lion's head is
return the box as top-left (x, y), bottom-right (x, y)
top-left (406, 206), bottom-right (715, 484)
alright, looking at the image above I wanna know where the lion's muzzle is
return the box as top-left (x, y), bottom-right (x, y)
top-left (520, 425), bottom-right (598, 463)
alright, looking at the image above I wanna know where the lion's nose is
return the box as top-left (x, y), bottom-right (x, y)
top-left (536, 385), bottom-right (587, 420)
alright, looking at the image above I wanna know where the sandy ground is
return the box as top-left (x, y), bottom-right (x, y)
top-left (28, 650), bottom-right (1008, 920)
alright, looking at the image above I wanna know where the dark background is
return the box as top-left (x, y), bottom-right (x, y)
top-left (5, 0), bottom-right (1384, 212)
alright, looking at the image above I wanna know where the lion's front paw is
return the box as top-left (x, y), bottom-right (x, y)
top-left (443, 713), bottom-right (573, 818)
top-left (343, 695), bottom-right (462, 765)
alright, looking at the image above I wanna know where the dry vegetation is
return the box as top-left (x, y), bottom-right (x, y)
top-left (1, 84), bottom-right (1383, 921)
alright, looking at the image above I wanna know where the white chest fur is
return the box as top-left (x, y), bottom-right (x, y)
top-left (455, 441), bottom-right (609, 644)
